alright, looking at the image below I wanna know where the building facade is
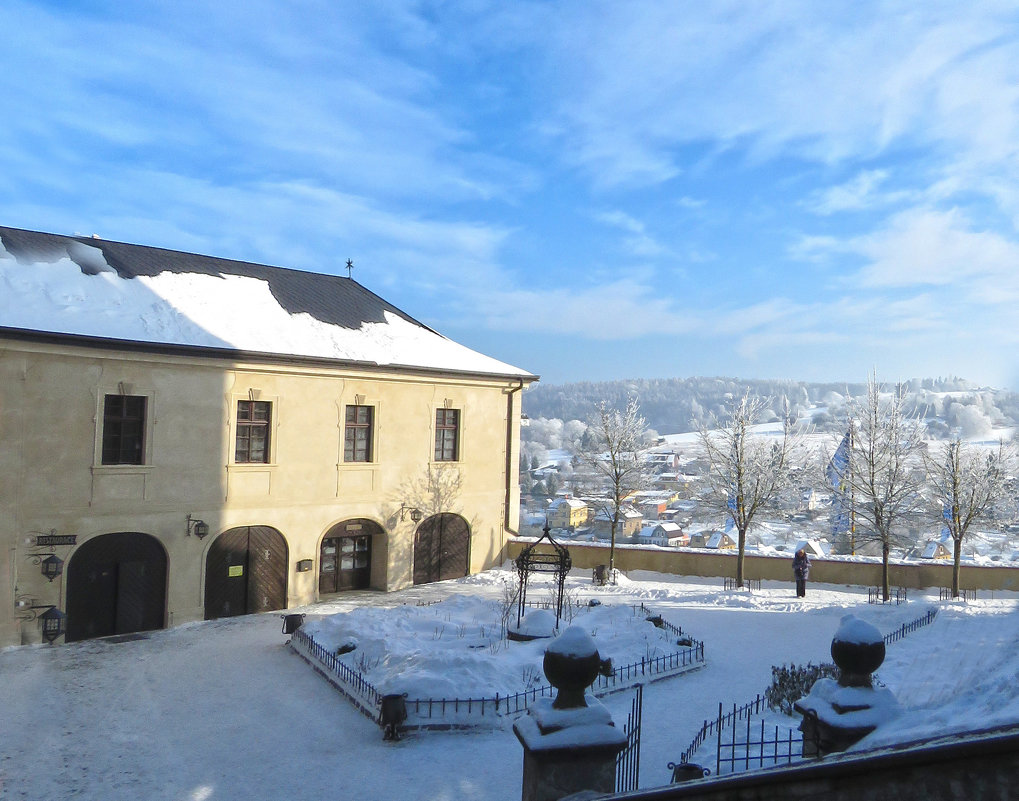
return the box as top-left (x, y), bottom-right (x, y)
top-left (0, 226), bottom-right (536, 646)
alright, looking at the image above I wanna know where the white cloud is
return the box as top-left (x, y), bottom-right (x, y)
top-left (532, 2), bottom-right (1019, 195)
top-left (595, 210), bottom-right (670, 257)
top-left (807, 170), bottom-right (893, 215)
top-left (456, 278), bottom-right (700, 339)
top-left (852, 208), bottom-right (1019, 295)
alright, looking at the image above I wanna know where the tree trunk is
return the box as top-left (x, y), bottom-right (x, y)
top-left (881, 542), bottom-right (891, 602)
top-left (736, 527), bottom-right (747, 587)
top-left (953, 536), bottom-right (962, 598)
top-left (609, 520), bottom-right (617, 572)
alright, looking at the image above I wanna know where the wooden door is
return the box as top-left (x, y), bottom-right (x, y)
top-left (205, 526), bottom-right (288, 619)
top-left (66, 532), bottom-right (167, 642)
top-left (413, 514), bottom-right (470, 585)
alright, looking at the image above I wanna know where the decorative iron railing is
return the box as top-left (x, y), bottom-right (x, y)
top-left (868, 586), bottom-right (908, 604)
top-left (676, 608), bottom-right (938, 772)
top-left (883, 608), bottom-right (937, 644)
top-left (716, 710), bottom-right (808, 775)
top-left (291, 603), bottom-right (705, 730)
top-left (723, 577), bottom-right (762, 592)
top-left (616, 684), bottom-right (643, 793)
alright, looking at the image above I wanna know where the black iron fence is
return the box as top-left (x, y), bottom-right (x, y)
top-left (290, 627), bottom-right (381, 721)
top-left (883, 608), bottom-right (937, 644)
top-left (678, 694), bottom-right (768, 766)
top-left (676, 608), bottom-right (938, 773)
top-left (868, 586), bottom-right (907, 604)
top-left (716, 710), bottom-right (809, 775)
top-left (939, 587), bottom-right (976, 602)
top-left (401, 638), bottom-right (704, 723)
top-left (292, 603), bottom-right (704, 729)
top-left (723, 577), bottom-right (762, 592)
top-left (616, 684), bottom-right (643, 793)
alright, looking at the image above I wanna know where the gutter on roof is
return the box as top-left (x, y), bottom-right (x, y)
top-left (0, 327), bottom-right (540, 384)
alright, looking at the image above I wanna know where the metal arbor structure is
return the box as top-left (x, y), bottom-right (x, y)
top-left (514, 521), bottom-right (572, 629)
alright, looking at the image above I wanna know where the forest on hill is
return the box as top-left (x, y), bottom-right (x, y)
top-left (522, 375), bottom-right (1019, 438)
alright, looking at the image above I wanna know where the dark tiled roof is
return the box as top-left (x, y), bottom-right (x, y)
top-left (0, 225), bottom-right (431, 333)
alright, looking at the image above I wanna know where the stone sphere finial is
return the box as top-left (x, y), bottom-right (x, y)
top-left (543, 627), bottom-right (601, 709)
top-left (830, 614), bottom-right (885, 687)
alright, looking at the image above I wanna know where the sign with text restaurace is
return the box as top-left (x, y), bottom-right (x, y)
top-left (36, 534), bottom-right (77, 547)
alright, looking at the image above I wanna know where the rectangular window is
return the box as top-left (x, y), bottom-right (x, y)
top-left (434, 408), bottom-right (460, 462)
top-left (102, 395), bottom-right (147, 465)
top-left (343, 405), bottom-right (374, 462)
top-left (236, 400), bottom-right (272, 463)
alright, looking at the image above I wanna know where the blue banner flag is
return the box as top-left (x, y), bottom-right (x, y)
top-left (825, 429), bottom-right (851, 490)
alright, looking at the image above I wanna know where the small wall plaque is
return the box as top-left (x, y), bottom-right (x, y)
top-left (296, 559), bottom-right (313, 572)
top-left (228, 565), bottom-right (244, 577)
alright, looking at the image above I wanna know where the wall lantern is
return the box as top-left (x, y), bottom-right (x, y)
top-left (399, 504), bottom-right (423, 523)
top-left (186, 514), bottom-right (210, 539)
top-left (39, 606), bottom-right (66, 644)
top-left (40, 554), bottom-right (63, 582)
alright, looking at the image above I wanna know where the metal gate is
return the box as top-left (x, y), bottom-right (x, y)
top-left (412, 514), bottom-right (470, 585)
top-left (616, 684), bottom-right (643, 793)
top-left (205, 526), bottom-right (288, 619)
top-left (65, 532), bottom-right (167, 642)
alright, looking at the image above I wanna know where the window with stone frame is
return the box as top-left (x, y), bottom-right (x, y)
top-left (101, 394), bottom-right (147, 465)
top-left (236, 400), bottom-right (272, 463)
top-left (343, 405), bottom-right (374, 462)
top-left (434, 408), bottom-right (460, 462)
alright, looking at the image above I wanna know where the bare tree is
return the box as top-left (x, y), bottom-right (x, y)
top-left (925, 437), bottom-right (1012, 598)
top-left (843, 374), bottom-right (926, 601)
top-left (700, 391), bottom-right (799, 587)
top-left (579, 398), bottom-right (654, 572)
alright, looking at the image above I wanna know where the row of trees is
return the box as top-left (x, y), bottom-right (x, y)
top-left (575, 375), bottom-right (1012, 599)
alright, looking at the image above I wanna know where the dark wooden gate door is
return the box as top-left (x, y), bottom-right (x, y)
top-left (66, 532), bottom-right (167, 642)
top-left (205, 526), bottom-right (288, 619)
top-left (413, 514), bottom-right (470, 585)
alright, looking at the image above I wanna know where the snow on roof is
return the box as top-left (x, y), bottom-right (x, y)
top-left (548, 497), bottom-right (586, 511)
top-left (795, 539), bottom-right (829, 557)
top-left (0, 226), bottom-right (536, 380)
top-left (706, 531), bottom-right (731, 548)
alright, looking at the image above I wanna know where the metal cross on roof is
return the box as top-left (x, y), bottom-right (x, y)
top-left (345, 258), bottom-right (354, 278)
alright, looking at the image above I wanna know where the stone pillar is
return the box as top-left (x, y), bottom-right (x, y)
top-left (795, 614), bottom-right (900, 757)
top-left (513, 627), bottom-right (627, 801)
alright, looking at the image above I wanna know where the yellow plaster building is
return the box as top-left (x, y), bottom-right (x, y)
top-left (0, 226), bottom-right (536, 646)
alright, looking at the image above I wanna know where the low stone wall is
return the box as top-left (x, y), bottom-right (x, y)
top-left (506, 539), bottom-right (1019, 593)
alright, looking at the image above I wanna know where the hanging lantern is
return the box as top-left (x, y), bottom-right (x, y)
top-left (39, 607), bottom-right (65, 643)
top-left (41, 554), bottom-right (63, 582)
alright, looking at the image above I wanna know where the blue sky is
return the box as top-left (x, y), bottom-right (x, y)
top-left (3, 2), bottom-right (1019, 388)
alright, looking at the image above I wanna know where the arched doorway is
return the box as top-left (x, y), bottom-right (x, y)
top-left (205, 526), bottom-right (288, 620)
top-left (413, 513), bottom-right (470, 585)
top-left (65, 532), bottom-right (167, 642)
top-left (319, 518), bottom-right (384, 593)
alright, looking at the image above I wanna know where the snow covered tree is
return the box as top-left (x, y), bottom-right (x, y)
top-left (700, 391), bottom-right (800, 588)
top-left (925, 438), bottom-right (1012, 598)
top-left (843, 374), bottom-right (927, 601)
top-left (579, 398), bottom-right (654, 572)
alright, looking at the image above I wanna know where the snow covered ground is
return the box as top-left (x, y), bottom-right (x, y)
top-left (2, 567), bottom-right (1017, 800)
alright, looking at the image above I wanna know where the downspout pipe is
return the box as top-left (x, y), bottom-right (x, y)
top-left (504, 379), bottom-right (526, 533)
